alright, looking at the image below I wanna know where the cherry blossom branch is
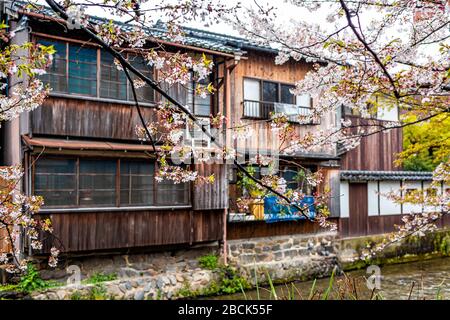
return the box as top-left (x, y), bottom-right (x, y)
top-left (339, 0), bottom-right (400, 99)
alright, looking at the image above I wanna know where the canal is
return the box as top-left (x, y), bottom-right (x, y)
top-left (213, 257), bottom-right (450, 300)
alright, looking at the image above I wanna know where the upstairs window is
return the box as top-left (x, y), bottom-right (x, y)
top-left (37, 38), bottom-right (154, 103)
top-left (128, 55), bottom-right (154, 103)
top-left (69, 44), bottom-right (98, 96)
top-left (186, 73), bottom-right (212, 117)
top-left (243, 78), bottom-right (313, 121)
top-left (39, 39), bottom-right (67, 93)
top-left (100, 51), bottom-right (127, 100)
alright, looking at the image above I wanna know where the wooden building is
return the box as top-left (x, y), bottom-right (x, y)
top-left (223, 47), bottom-right (341, 239)
top-left (1, 4), bottom-right (243, 255)
top-left (1, 3), bottom-right (447, 261)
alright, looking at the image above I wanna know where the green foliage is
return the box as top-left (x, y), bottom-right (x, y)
top-left (215, 265), bottom-right (250, 295)
top-left (397, 114), bottom-right (450, 171)
top-left (88, 284), bottom-right (109, 300)
top-left (237, 167), bottom-right (266, 198)
top-left (175, 265), bottom-right (250, 298)
top-left (18, 264), bottom-right (59, 293)
top-left (84, 272), bottom-right (117, 284)
top-left (198, 254), bottom-right (218, 270)
top-left (69, 291), bottom-right (83, 300)
top-left (0, 284), bottom-right (19, 292)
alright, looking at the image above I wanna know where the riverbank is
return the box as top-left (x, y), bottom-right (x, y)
top-left (212, 256), bottom-right (450, 300)
top-left (2, 228), bottom-right (449, 300)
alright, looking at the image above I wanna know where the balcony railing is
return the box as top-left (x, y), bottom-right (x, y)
top-left (243, 100), bottom-right (317, 124)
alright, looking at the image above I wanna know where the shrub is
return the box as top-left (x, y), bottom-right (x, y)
top-left (198, 254), bottom-right (218, 270)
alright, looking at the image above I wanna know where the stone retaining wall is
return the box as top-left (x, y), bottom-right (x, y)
top-left (227, 232), bottom-right (339, 284)
top-left (28, 229), bottom-right (450, 299)
top-left (32, 268), bottom-right (217, 300)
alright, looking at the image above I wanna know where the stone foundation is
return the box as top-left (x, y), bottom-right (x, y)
top-left (32, 268), bottom-right (217, 300)
top-left (227, 232), bottom-right (339, 284)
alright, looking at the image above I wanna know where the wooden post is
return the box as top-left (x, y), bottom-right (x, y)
top-left (222, 207), bottom-right (228, 265)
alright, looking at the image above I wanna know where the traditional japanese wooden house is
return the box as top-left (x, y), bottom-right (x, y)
top-left (223, 47), bottom-right (342, 239)
top-left (1, 3), bottom-right (247, 255)
top-left (2, 2), bottom-right (447, 261)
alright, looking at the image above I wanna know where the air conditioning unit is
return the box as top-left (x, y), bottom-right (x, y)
top-left (185, 118), bottom-right (211, 149)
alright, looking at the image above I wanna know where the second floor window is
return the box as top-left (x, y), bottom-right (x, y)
top-left (37, 38), bottom-right (154, 103)
top-left (243, 78), bottom-right (312, 122)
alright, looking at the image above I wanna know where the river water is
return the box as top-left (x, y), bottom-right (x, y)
top-left (213, 257), bottom-right (450, 300)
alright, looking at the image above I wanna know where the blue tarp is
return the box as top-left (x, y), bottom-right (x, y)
top-left (264, 195), bottom-right (315, 223)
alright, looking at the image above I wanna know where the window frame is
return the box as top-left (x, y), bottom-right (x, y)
top-left (242, 77), bottom-right (315, 123)
top-left (34, 35), bottom-right (156, 106)
top-left (32, 155), bottom-right (191, 211)
top-left (279, 164), bottom-right (318, 195)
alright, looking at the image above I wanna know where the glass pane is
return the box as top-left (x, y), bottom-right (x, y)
top-left (128, 55), bottom-right (154, 103)
top-left (282, 167), bottom-right (297, 189)
top-left (38, 39), bottom-right (68, 93)
top-left (80, 174), bottom-right (115, 189)
top-left (130, 190), bottom-right (153, 205)
top-left (35, 175), bottom-right (76, 190)
top-left (36, 191), bottom-right (76, 207)
top-left (262, 81), bottom-right (278, 102)
top-left (131, 175), bottom-right (154, 190)
top-left (123, 160), bottom-right (153, 174)
top-left (79, 190), bottom-right (115, 206)
top-left (280, 84), bottom-right (295, 104)
top-left (34, 158), bottom-right (77, 207)
top-left (243, 78), bottom-right (260, 101)
top-left (193, 76), bottom-right (211, 116)
top-left (100, 51), bottom-right (127, 100)
top-left (35, 158), bottom-right (76, 174)
top-left (120, 190), bottom-right (130, 205)
top-left (156, 180), bottom-right (189, 205)
top-left (69, 44), bottom-right (97, 96)
top-left (80, 159), bottom-right (116, 174)
top-left (120, 160), bottom-right (154, 206)
top-left (79, 159), bottom-right (116, 206)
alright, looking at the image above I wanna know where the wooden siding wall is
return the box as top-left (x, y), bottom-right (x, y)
top-left (31, 98), bottom-right (156, 141)
top-left (339, 214), bottom-right (450, 238)
top-left (193, 163), bottom-right (228, 210)
top-left (230, 51), bottom-right (337, 156)
top-left (227, 218), bottom-right (339, 240)
top-left (0, 228), bottom-right (11, 255)
top-left (38, 209), bottom-right (223, 253)
top-left (340, 116), bottom-right (403, 171)
top-left (0, 177), bottom-right (12, 255)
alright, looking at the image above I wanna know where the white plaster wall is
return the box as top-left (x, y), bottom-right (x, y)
top-left (379, 181), bottom-right (402, 215)
top-left (377, 105), bottom-right (398, 121)
top-left (402, 181), bottom-right (423, 214)
top-left (340, 181), bottom-right (349, 218)
top-left (422, 181), bottom-right (440, 212)
top-left (367, 182), bottom-right (379, 216)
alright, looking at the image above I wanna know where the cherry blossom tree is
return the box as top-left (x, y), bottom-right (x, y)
top-left (0, 21), bottom-right (57, 272)
top-left (4, 0), bottom-right (447, 272)
top-left (230, 0), bottom-right (449, 251)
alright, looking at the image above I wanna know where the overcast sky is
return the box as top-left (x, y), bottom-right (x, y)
top-left (34, 0), bottom-right (333, 37)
